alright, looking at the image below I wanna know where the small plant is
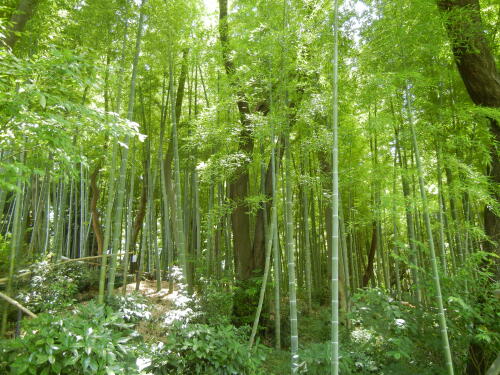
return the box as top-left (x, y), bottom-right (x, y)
top-left (144, 322), bottom-right (265, 375)
top-left (16, 259), bottom-right (78, 313)
top-left (108, 292), bottom-right (152, 323)
top-left (299, 341), bottom-right (354, 375)
top-left (0, 302), bottom-right (141, 375)
top-left (16, 256), bottom-right (94, 313)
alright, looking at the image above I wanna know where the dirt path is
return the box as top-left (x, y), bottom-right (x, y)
top-left (120, 280), bottom-right (194, 339)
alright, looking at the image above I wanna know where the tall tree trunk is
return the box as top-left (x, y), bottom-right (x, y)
top-left (284, 133), bottom-right (299, 374)
top-left (3, 0), bottom-right (40, 50)
top-left (169, 48), bottom-right (189, 291)
top-left (90, 165), bottom-right (103, 256)
top-left (438, 3), bottom-right (500, 372)
top-left (106, 0), bottom-right (146, 298)
top-left (218, 0), bottom-right (256, 281)
top-left (122, 153), bottom-right (136, 295)
top-left (362, 222), bottom-right (377, 288)
top-left (271, 138), bottom-right (281, 350)
top-left (395, 132), bottom-right (422, 304)
top-left (331, 1), bottom-right (340, 372)
top-left (163, 49), bottom-right (188, 258)
top-left (0, 169), bottom-right (23, 336)
top-left (437, 0), bottom-right (499, 275)
top-left (218, 0), bottom-right (263, 325)
top-left (301, 177), bottom-right (312, 312)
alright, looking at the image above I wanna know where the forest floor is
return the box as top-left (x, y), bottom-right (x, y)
top-left (119, 280), bottom-right (290, 373)
top-left (118, 280), bottom-right (195, 343)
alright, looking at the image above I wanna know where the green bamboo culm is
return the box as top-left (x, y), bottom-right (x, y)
top-left (106, 0), bottom-right (147, 298)
top-left (121, 146), bottom-right (136, 295)
top-left (285, 133), bottom-right (299, 374)
top-left (272, 139), bottom-right (281, 350)
top-left (169, 48), bottom-right (189, 290)
top-left (249, 203), bottom-right (276, 349)
top-left (405, 87), bottom-right (454, 375)
top-left (97, 142), bottom-right (118, 304)
top-left (331, 0), bottom-right (340, 373)
top-left (302, 157), bottom-right (313, 312)
top-left (1, 157), bottom-right (24, 336)
top-left (282, 0), bottom-right (298, 372)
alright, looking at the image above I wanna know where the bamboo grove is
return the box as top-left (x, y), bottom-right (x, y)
top-left (0, 0), bottom-right (499, 374)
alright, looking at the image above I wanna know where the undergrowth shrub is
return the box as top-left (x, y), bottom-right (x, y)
top-left (298, 307), bottom-right (330, 343)
top-left (294, 289), bottom-right (447, 374)
top-left (108, 292), bottom-right (152, 323)
top-left (299, 341), bottom-right (353, 374)
top-left (442, 252), bottom-right (500, 372)
top-left (347, 288), bottom-right (443, 374)
top-left (0, 234), bottom-right (9, 275)
top-left (0, 302), bottom-right (141, 375)
top-left (16, 257), bottom-right (92, 313)
top-left (144, 322), bottom-right (265, 375)
top-left (190, 279), bottom-right (233, 325)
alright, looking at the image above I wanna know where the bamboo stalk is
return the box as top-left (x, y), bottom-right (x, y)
top-left (0, 292), bottom-right (37, 319)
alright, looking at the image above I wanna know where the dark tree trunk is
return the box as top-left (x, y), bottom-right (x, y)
top-left (437, 0), bottom-right (500, 272)
top-left (162, 49), bottom-right (188, 256)
top-left (438, 2), bottom-right (500, 374)
top-left (131, 172), bottom-right (147, 253)
top-left (90, 165), bottom-right (103, 256)
top-left (218, 0), bottom-right (255, 282)
top-left (362, 222), bottom-right (378, 288)
top-left (251, 136), bottom-right (286, 277)
top-left (218, 0), bottom-right (271, 325)
top-left (3, 0), bottom-right (39, 50)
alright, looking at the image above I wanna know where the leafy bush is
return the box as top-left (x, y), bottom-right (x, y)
top-left (0, 302), bottom-right (141, 375)
top-left (58, 261), bottom-right (95, 291)
top-left (443, 252), bottom-right (500, 371)
top-left (16, 257), bottom-right (92, 313)
top-left (190, 279), bottom-right (233, 325)
top-left (108, 292), bottom-right (152, 323)
top-left (144, 322), bottom-right (265, 375)
top-left (0, 234), bottom-right (10, 275)
top-left (17, 261), bottom-right (77, 313)
top-left (299, 341), bottom-right (353, 375)
top-left (298, 308), bottom-right (330, 343)
top-left (348, 288), bottom-right (443, 374)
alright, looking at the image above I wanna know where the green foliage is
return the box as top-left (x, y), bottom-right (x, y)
top-left (0, 302), bottom-right (141, 375)
top-left (16, 258), bottom-right (92, 313)
top-left (232, 278), bottom-right (261, 326)
top-left (0, 47), bottom-right (143, 190)
top-left (290, 289), bottom-right (453, 374)
top-left (145, 322), bottom-right (265, 375)
top-left (108, 292), bottom-right (152, 323)
top-left (297, 307), bottom-right (330, 343)
top-left (0, 234), bottom-right (9, 275)
top-left (299, 342), bottom-right (353, 375)
top-left (443, 252), bottom-right (500, 370)
top-left (348, 288), bottom-right (443, 374)
top-left (191, 280), bottom-right (233, 325)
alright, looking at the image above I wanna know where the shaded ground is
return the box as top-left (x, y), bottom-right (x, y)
top-left (119, 280), bottom-right (194, 342)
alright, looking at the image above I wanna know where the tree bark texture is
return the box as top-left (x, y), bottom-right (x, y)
top-left (437, 0), bottom-right (499, 274)
top-left (3, 0), bottom-right (39, 49)
top-left (437, 2), bottom-right (500, 372)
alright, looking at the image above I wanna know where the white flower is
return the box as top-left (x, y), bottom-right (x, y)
top-left (351, 327), bottom-right (373, 344)
top-left (395, 318), bottom-right (406, 328)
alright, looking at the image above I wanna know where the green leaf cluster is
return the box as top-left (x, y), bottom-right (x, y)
top-left (15, 258), bottom-right (93, 313)
top-left (0, 302), bottom-right (141, 375)
top-left (145, 322), bottom-right (265, 375)
top-left (107, 292), bottom-right (152, 323)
